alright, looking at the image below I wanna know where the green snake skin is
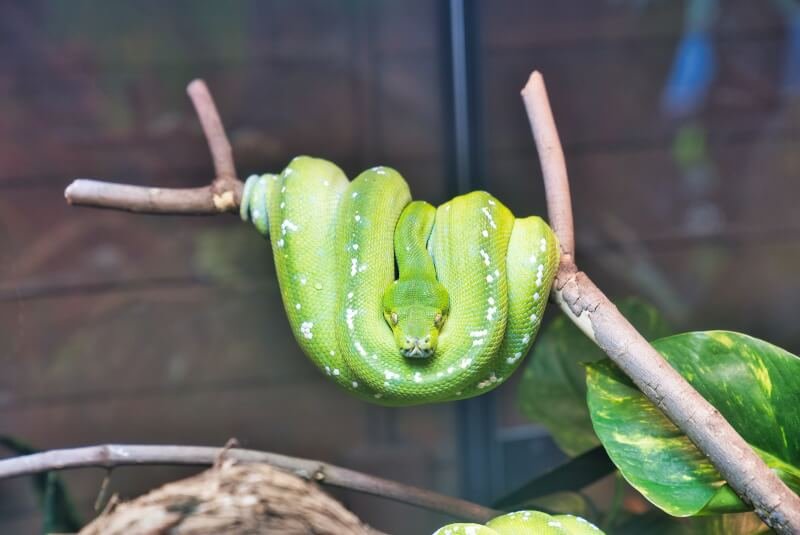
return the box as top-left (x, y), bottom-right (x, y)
top-left (433, 510), bottom-right (605, 535)
top-left (241, 156), bottom-right (558, 406)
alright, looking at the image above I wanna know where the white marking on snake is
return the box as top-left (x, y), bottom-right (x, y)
top-left (352, 243), bottom-right (359, 250)
top-left (530, 313), bottom-right (537, 322)
top-left (346, 308), bottom-right (358, 330)
top-left (472, 339), bottom-right (485, 346)
top-left (283, 168), bottom-right (293, 176)
top-left (487, 199), bottom-right (495, 206)
top-left (470, 329), bottom-right (488, 337)
top-left (486, 306), bottom-right (497, 321)
top-left (347, 291), bottom-right (354, 300)
top-left (488, 296), bottom-right (495, 305)
top-left (506, 352), bottom-right (522, 364)
top-left (333, 368), bottom-right (340, 376)
top-left (413, 372), bottom-right (422, 383)
top-left (354, 214), bottom-right (361, 222)
top-left (280, 219), bottom-right (298, 235)
top-left (299, 276), bottom-right (307, 285)
top-left (354, 341), bottom-right (367, 357)
top-left (277, 239), bottom-right (285, 248)
top-left (329, 350), bottom-right (335, 356)
top-left (325, 365), bottom-right (331, 375)
top-left (295, 303), bottom-right (301, 310)
top-left (479, 249), bottom-right (491, 266)
top-left (480, 207), bottom-right (497, 228)
top-left (482, 229), bottom-right (489, 237)
top-left (534, 292), bottom-right (540, 301)
top-left (252, 209), bottom-right (261, 219)
top-left (300, 322), bottom-right (314, 339)
top-left (486, 274), bottom-right (494, 283)
top-left (384, 370), bottom-right (400, 381)
top-left (323, 180), bottom-right (329, 186)
top-left (279, 202), bottom-right (285, 209)
top-left (540, 237), bottom-right (547, 251)
top-left (522, 334), bottom-right (530, 344)
top-left (460, 358), bottom-right (472, 369)
top-left (350, 258), bottom-right (358, 276)
top-left (352, 381), bottom-right (358, 388)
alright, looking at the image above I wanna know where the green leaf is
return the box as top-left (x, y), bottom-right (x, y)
top-left (493, 447), bottom-right (614, 510)
top-left (518, 298), bottom-right (671, 456)
top-left (586, 331), bottom-right (800, 516)
top-left (615, 511), bottom-right (769, 535)
top-left (0, 437), bottom-right (83, 533)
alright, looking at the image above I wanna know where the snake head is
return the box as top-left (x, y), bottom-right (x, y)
top-left (382, 279), bottom-right (449, 359)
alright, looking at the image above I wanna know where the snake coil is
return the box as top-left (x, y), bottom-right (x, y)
top-left (241, 156), bottom-right (558, 406)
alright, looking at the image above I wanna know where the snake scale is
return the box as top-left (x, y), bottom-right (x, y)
top-left (240, 156), bottom-right (558, 406)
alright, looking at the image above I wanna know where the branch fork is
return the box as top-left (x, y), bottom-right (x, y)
top-left (64, 80), bottom-right (243, 214)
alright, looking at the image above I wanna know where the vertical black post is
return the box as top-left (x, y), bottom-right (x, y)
top-left (443, 0), bottom-right (497, 504)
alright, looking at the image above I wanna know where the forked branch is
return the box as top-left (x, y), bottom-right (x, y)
top-left (0, 444), bottom-right (498, 523)
top-left (521, 71), bottom-right (800, 533)
top-left (64, 80), bottom-right (242, 214)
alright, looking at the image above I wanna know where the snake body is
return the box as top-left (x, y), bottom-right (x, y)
top-left (433, 510), bottom-right (605, 534)
top-left (241, 156), bottom-right (558, 406)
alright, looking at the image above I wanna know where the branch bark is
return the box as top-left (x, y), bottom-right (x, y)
top-left (521, 70), bottom-right (800, 534)
top-left (0, 443), bottom-right (498, 524)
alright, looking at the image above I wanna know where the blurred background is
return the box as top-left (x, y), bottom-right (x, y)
top-left (1, 0), bottom-right (799, 533)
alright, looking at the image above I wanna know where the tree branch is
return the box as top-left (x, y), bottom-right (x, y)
top-left (0, 444), bottom-right (498, 524)
top-left (521, 70), bottom-right (800, 534)
top-left (64, 80), bottom-right (242, 214)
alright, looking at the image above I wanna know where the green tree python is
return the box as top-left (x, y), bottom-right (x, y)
top-left (240, 156), bottom-right (558, 406)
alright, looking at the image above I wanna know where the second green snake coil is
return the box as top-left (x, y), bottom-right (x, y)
top-left (241, 156), bottom-right (559, 406)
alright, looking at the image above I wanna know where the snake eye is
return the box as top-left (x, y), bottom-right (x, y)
top-left (434, 312), bottom-right (443, 327)
top-left (390, 312), bottom-right (398, 325)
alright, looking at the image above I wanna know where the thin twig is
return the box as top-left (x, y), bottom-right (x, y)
top-left (187, 79), bottom-right (237, 182)
top-left (521, 74), bottom-right (575, 262)
top-left (64, 181), bottom-right (241, 214)
top-left (64, 80), bottom-right (242, 214)
top-left (521, 70), bottom-right (800, 534)
top-left (0, 444), bottom-right (498, 523)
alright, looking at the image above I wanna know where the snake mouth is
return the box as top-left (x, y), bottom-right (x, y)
top-left (401, 345), bottom-right (434, 359)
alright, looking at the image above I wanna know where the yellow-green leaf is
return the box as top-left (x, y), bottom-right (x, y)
top-left (586, 331), bottom-right (800, 516)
